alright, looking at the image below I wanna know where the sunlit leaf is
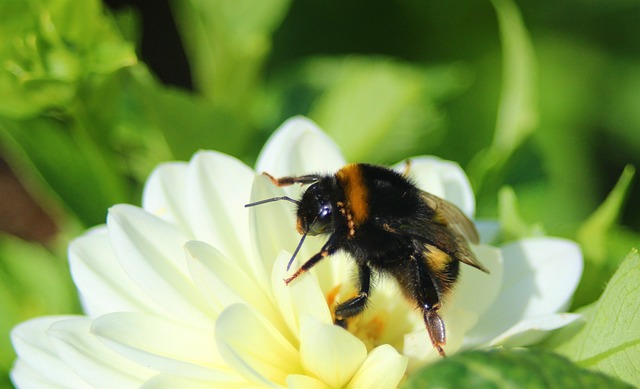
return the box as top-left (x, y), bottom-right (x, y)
top-left (498, 186), bottom-right (544, 242)
top-left (0, 234), bottom-right (77, 372)
top-left (171, 0), bottom-right (290, 111)
top-left (402, 348), bottom-right (631, 389)
top-left (305, 57), bottom-right (469, 163)
top-left (577, 165), bottom-right (635, 264)
top-left (552, 250), bottom-right (640, 387)
top-left (468, 0), bottom-right (537, 190)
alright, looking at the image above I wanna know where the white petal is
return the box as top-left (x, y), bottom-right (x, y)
top-left (476, 220), bottom-right (501, 244)
top-left (248, 174), bottom-right (302, 280)
top-left (11, 359), bottom-right (75, 389)
top-left (396, 156), bottom-right (476, 217)
top-left (271, 252), bottom-right (300, 339)
top-left (256, 116), bottom-right (346, 177)
top-left (46, 317), bottom-right (156, 388)
top-left (448, 245), bottom-right (503, 319)
top-left (287, 264), bottom-right (334, 327)
top-left (346, 345), bottom-right (408, 389)
top-left (489, 313), bottom-right (582, 347)
top-left (216, 304), bottom-right (301, 387)
top-left (142, 373), bottom-right (247, 389)
top-left (142, 162), bottom-right (192, 236)
top-left (271, 250), bottom-right (335, 345)
top-left (11, 316), bottom-right (89, 388)
top-left (299, 315), bottom-right (367, 388)
top-left (185, 151), bottom-right (254, 263)
top-left (184, 240), bottom-right (282, 328)
top-left (466, 237), bottom-right (583, 344)
top-left (91, 312), bottom-right (234, 381)
top-left (287, 374), bottom-right (332, 389)
top-left (107, 204), bottom-right (211, 325)
top-left (68, 227), bottom-right (165, 318)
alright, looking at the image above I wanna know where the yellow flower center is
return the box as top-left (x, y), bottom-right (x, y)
top-left (325, 282), bottom-right (416, 352)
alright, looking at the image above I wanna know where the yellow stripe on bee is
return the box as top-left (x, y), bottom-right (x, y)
top-left (423, 244), bottom-right (452, 273)
top-left (336, 164), bottom-right (369, 225)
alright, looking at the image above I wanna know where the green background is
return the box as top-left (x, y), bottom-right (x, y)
top-left (0, 0), bottom-right (638, 387)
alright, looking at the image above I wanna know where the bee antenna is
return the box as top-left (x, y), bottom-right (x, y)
top-left (244, 196), bottom-right (300, 207)
top-left (287, 231), bottom-right (308, 271)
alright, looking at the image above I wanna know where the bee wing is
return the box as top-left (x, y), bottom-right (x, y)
top-left (420, 191), bottom-right (489, 273)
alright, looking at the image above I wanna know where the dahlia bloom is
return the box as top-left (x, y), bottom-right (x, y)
top-left (10, 117), bottom-right (583, 388)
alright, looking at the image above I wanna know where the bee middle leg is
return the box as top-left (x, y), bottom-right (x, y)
top-left (334, 264), bottom-right (372, 328)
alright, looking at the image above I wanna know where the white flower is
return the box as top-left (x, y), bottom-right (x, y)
top-left (10, 117), bottom-right (583, 388)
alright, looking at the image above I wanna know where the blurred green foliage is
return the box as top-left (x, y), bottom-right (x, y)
top-left (0, 0), bottom-right (638, 387)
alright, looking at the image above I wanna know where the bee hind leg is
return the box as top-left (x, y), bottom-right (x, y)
top-left (334, 264), bottom-right (371, 328)
top-left (423, 304), bottom-right (446, 357)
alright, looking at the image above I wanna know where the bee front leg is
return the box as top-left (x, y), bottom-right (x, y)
top-left (263, 172), bottom-right (320, 187)
top-left (284, 236), bottom-right (338, 285)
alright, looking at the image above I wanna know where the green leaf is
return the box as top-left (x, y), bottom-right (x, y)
top-left (0, 115), bottom-right (130, 227)
top-left (170, 0), bottom-right (290, 111)
top-left (552, 249), bottom-right (640, 387)
top-left (305, 57), bottom-right (469, 163)
top-left (134, 76), bottom-right (250, 161)
top-left (0, 0), bottom-right (137, 119)
top-left (498, 186), bottom-right (544, 242)
top-left (468, 0), bottom-right (538, 191)
top-left (0, 234), bottom-right (77, 372)
top-left (402, 348), bottom-right (632, 389)
top-left (577, 165), bottom-right (635, 265)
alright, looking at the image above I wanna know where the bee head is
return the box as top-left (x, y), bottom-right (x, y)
top-left (297, 182), bottom-right (335, 236)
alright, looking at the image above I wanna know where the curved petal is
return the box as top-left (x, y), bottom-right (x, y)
top-left (107, 204), bottom-right (212, 325)
top-left (184, 240), bottom-right (282, 330)
top-left (488, 313), bottom-right (582, 347)
top-left (256, 116), bottom-right (346, 178)
top-left (185, 151), bottom-right (254, 263)
top-left (299, 315), bottom-right (367, 389)
top-left (271, 250), bottom-right (335, 345)
top-left (69, 227), bottom-right (165, 318)
top-left (91, 312), bottom-right (234, 381)
top-left (346, 345), bottom-right (408, 389)
top-left (287, 374), bottom-right (332, 389)
top-left (11, 316), bottom-right (89, 388)
top-left (215, 304), bottom-right (302, 387)
top-left (248, 174), bottom-right (301, 284)
top-left (46, 317), bottom-right (156, 388)
top-left (447, 245), bottom-right (503, 320)
top-left (466, 237), bottom-right (583, 344)
top-left (11, 359), bottom-right (77, 389)
top-left (288, 269), bottom-right (334, 328)
top-left (395, 156), bottom-right (476, 217)
top-left (142, 373), bottom-right (247, 389)
top-left (142, 162), bottom-right (192, 236)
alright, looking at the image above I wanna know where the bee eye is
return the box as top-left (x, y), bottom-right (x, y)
top-left (309, 205), bottom-right (333, 235)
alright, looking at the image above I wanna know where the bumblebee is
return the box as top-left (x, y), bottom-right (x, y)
top-left (245, 163), bottom-right (489, 356)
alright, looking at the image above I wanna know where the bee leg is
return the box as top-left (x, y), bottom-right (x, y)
top-left (334, 264), bottom-right (372, 328)
top-left (284, 236), bottom-right (338, 285)
top-left (412, 257), bottom-right (447, 357)
top-left (263, 172), bottom-right (320, 187)
top-left (423, 305), bottom-right (446, 357)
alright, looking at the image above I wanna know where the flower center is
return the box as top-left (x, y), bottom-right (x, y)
top-left (325, 282), bottom-right (416, 352)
